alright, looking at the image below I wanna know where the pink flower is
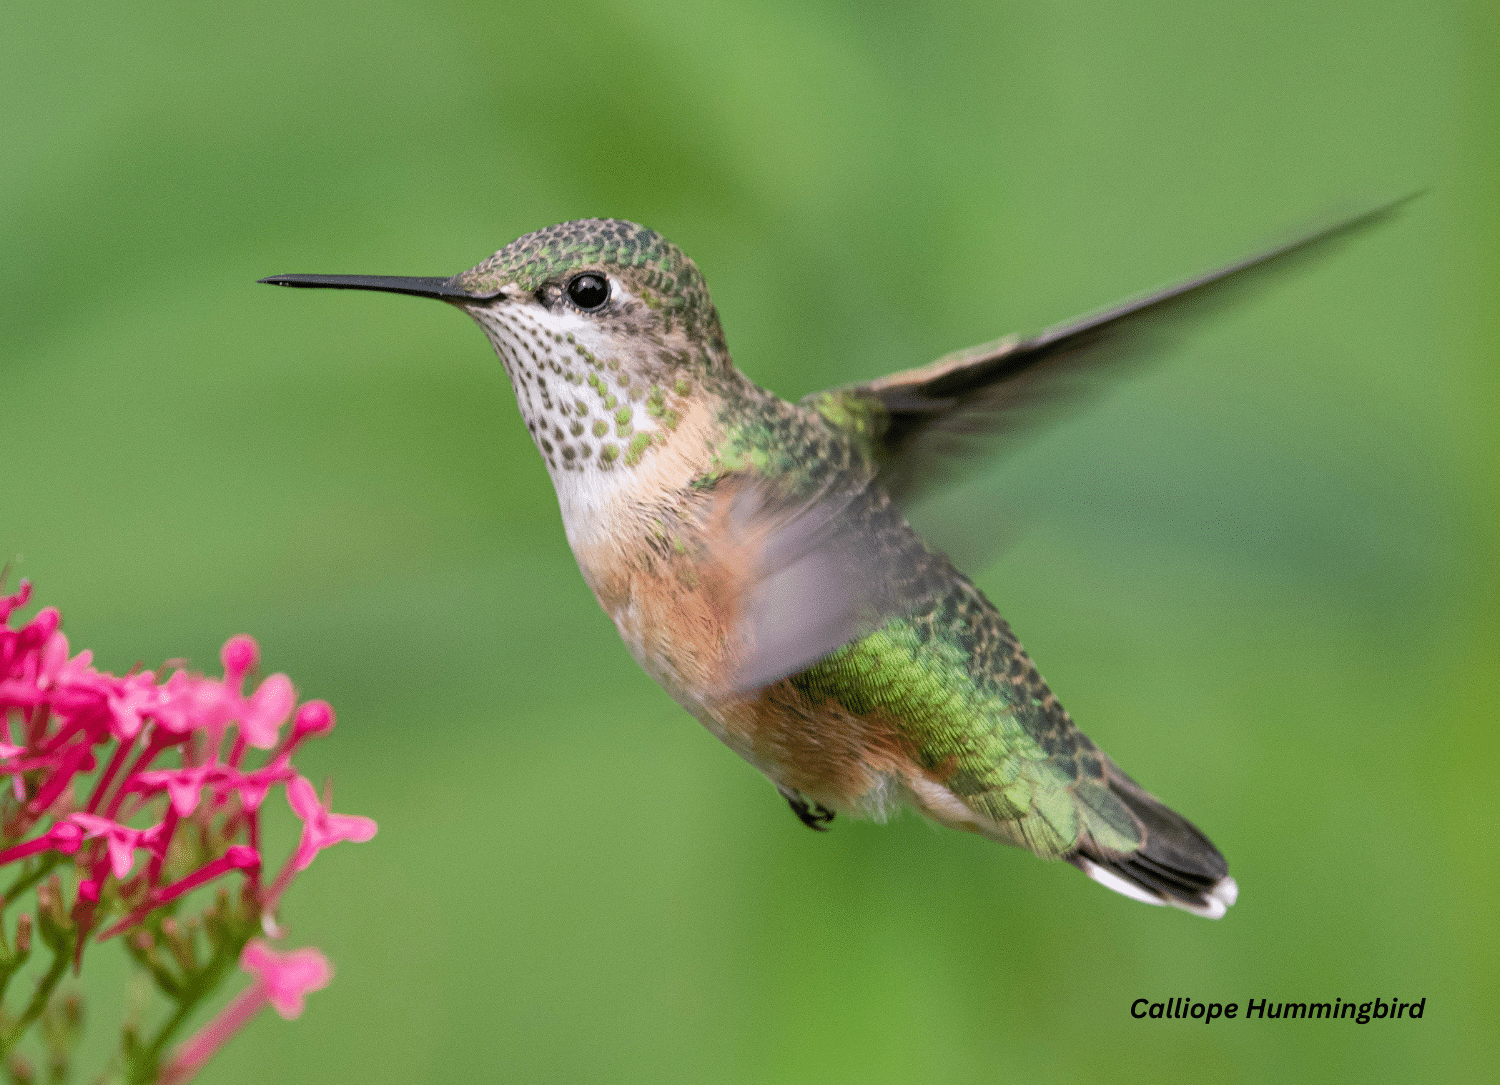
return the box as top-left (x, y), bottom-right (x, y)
top-left (69, 813), bottom-right (166, 879)
top-left (286, 775), bottom-right (377, 872)
top-left (228, 756), bottom-right (294, 812)
top-left (240, 940), bottom-right (334, 1018)
top-left (133, 762), bottom-right (223, 817)
top-left (220, 635), bottom-right (260, 690)
top-left (3, 593), bottom-right (370, 1082)
top-left (239, 673), bottom-right (294, 749)
top-left (291, 700), bottom-right (334, 742)
top-left (132, 757), bottom-right (294, 816)
top-left (106, 673), bottom-right (159, 740)
top-left (151, 672), bottom-right (235, 735)
top-left (218, 636), bottom-right (296, 749)
top-left (161, 942), bottom-right (334, 1084)
top-left (0, 580), bottom-right (32, 624)
top-left (34, 629), bottom-right (110, 702)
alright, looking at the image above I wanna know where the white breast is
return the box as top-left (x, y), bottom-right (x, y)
top-left (467, 290), bottom-right (673, 551)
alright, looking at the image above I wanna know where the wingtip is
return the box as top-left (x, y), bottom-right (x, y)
top-left (1330, 190), bottom-right (1425, 233)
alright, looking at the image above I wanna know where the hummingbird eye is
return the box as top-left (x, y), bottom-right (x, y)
top-left (566, 272), bottom-right (609, 311)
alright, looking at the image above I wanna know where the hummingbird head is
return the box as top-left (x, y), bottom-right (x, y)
top-left (454, 218), bottom-right (726, 353)
top-left (262, 219), bottom-right (733, 480)
top-left (453, 219), bottom-right (732, 477)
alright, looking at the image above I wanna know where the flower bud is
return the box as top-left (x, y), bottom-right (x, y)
top-left (224, 845), bottom-right (260, 871)
top-left (7, 1054), bottom-right (35, 1085)
top-left (46, 821), bottom-right (85, 855)
top-left (37, 876), bottom-right (71, 949)
top-left (292, 700), bottom-right (335, 740)
top-left (220, 635), bottom-right (260, 687)
top-left (27, 607), bottom-right (60, 644)
top-left (61, 992), bottom-right (83, 1035)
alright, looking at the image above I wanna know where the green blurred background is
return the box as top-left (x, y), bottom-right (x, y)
top-left (3, 1), bottom-right (1496, 1081)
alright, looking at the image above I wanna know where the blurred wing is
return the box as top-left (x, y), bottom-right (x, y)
top-left (805, 196), bottom-right (1416, 505)
top-left (709, 473), bottom-right (952, 693)
top-left (722, 198), bottom-right (1414, 691)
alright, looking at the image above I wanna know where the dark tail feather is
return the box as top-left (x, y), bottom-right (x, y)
top-left (1069, 771), bottom-right (1237, 919)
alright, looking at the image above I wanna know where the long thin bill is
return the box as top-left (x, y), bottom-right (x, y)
top-left (256, 274), bottom-right (497, 300)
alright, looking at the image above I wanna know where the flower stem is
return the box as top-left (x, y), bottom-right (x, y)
top-left (107, 733), bottom-right (176, 822)
top-left (1, 853), bottom-right (59, 915)
top-left (154, 976), bottom-right (264, 1085)
top-left (127, 930), bottom-right (243, 1085)
top-left (98, 849), bottom-right (259, 942)
top-left (86, 734), bottom-right (137, 815)
top-left (0, 936), bottom-right (71, 1058)
top-left (137, 996), bottom-right (204, 1085)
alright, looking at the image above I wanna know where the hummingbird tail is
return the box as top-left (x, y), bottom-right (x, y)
top-left (1068, 771), bottom-right (1238, 919)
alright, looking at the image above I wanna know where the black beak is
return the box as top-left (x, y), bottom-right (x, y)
top-left (256, 274), bottom-right (499, 301)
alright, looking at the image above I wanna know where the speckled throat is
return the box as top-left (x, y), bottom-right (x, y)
top-left (454, 219), bottom-right (735, 477)
top-left (465, 300), bottom-right (689, 477)
top-left (444, 220), bottom-right (770, 567)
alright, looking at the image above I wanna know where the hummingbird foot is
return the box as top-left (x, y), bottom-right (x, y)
top-left (778, 787), bottom-right (836, 832)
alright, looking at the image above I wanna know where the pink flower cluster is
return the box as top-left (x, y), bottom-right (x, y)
top-left (0, 580), bottom-right (374, 1080)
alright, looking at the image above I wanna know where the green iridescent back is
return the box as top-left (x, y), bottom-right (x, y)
top-left (794, 585), bottom-right (1142, 859)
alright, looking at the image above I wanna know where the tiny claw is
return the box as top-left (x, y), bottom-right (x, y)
top-left (778, 788), bottom-right (836, 832)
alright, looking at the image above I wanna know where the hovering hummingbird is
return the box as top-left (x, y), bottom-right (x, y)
top-left (263, 200), bottom-right (1405, 918)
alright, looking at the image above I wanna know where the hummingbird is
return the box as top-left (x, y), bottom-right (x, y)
top-left (262, 200), bottom-right (1406, 918)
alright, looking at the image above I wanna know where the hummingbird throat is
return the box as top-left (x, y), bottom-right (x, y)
top-left (467, 302), bottom-right (683, 481)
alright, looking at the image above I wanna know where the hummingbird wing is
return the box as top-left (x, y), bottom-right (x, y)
top-left (713, 470), bottom-right (932, 692)
top-left (803, 197), bottom-right (1414, 505)
top-left (728, 199), bottom-right (1414, 689)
